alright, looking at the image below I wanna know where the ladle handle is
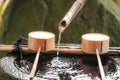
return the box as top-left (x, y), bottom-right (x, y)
top-left (59, 0), bottom-right (87, 32)
top-left (96, 49), bottom-right (106, 80)
top-left (29, 47), bottom-right (41, 80)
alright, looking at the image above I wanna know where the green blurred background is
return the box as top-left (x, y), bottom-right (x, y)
top-left (0, 0), bottom-right (120, 46)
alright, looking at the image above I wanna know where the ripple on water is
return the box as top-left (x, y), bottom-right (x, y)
top-left (0, 53), bottom-right (120, 80)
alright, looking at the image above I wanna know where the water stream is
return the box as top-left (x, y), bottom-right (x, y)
top-left (57, 31), bottom-right (62, 56)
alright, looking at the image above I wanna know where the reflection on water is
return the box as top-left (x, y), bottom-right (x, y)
top-left (0, 53), bottom-right (120, 80)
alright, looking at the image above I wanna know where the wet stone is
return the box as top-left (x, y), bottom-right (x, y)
top-left (0, 53), bottom-right (120, 80)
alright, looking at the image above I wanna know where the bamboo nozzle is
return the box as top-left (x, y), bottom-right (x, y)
top-left (59, 20), bottom-right (66, 32)
top-left (58, 0), bottom-right (87, 32)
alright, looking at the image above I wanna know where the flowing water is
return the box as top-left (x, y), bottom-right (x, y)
top-left (57, 31), bottom-right (62, 56)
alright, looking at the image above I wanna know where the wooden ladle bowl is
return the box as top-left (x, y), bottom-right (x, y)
top-left (28, 31), bottom-right (55, 52)
top-left (81, 33), bottom-right (110, 54)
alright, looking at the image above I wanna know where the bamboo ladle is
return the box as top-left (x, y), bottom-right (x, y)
top-left (28, 31), bottom-right (55, 80)
top-left (81, 33), bottom-right (110, 80)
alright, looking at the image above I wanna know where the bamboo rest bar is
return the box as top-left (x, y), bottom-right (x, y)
top-left (0, 45), bottom-right (119, 55)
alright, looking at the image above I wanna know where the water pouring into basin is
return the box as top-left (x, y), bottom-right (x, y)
top-left (58, 0), bottom-right (87, 32)
top-left (57, 0), bottom-right (87, 56)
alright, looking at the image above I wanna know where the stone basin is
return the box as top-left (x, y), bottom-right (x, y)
top-left (0, 44), bottom-right (120, 80)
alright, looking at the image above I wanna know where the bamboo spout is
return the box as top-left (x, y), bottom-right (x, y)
top-left (58, 0), bottom-right (87, 32)
top-left (114, 0), bottom-right (120, 7)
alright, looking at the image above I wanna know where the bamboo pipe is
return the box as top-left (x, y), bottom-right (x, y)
top-left (0, 0), bottom-right (4, 25)
top-left (0, 45), bottom-right (119, 55)
top-left (58, 0), bottom-right (87, 32)
top-left (0, 0), bottom-right (10, 26)
top-left (0, 0), bottom-right (10, 15)
top-left (0, 45), bottom-right (83, 54)
top-left (0, 0), bottom-right (4, 7)
top-left (0, 45), bottom-right (30, 53)
top-left (114, 0), bottom-right (120, 7)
